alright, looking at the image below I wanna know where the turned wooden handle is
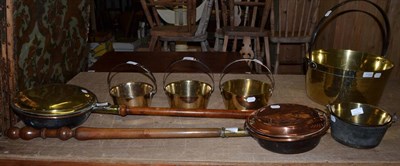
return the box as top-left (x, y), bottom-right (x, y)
top-left (6, 126), bottom-right (247, 141)
top-left (119, 106), bottom-right (254, 119)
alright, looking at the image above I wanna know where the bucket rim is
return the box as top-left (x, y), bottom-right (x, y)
top-left (163, 79), bottom-right (214, 94)
top-left (327, 102), bottom-right (393, 127)
top-left (220, 78), bottom-right (273, 96)
top-left (308, 49), bottom-right (394, 67)
top-left (109, 81), bottom-right (156, 97)
top-left (307, 49), bottom-right (394, 78)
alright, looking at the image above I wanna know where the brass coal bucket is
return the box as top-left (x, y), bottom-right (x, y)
top-left (163, 57), bottom-right (214, 109)
top-left (220, 59), bottom-right (274, 110)
top-left (108, 61), bottom-right (157, 107)
top-left (306, 0), bottom-right (394, 105)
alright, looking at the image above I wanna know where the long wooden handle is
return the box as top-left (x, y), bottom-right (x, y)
top-left (122, 106), bottom-right (254, 119)
top-left (7, 126), bottom-right (248, 141)
top-left (94, 105), bottom-right (254, 119)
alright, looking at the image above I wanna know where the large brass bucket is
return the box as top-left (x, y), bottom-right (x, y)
top-left (307, 50), bottom-right (394, 105)
top-left (306, 0), bottom-right (394, 105)
top-left (108, 61), bottom-right (157, 107)
top-left (220, 59), bottom-right (274, 110)
top-left (163, 57), bottom-right (214, 109)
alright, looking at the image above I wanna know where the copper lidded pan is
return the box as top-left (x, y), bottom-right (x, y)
top-left (245, 103), bottom-right (330, 154)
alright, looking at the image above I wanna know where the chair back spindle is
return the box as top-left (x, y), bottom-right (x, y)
top-left (269, 0), bottom-right (320, 74)
top-left (140, 0), bottom-right (214, 51)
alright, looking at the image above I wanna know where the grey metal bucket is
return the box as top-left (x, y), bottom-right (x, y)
top-left (327, 102), bottom-right (395, 148)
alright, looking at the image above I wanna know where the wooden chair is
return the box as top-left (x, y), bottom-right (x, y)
top-left (140, 0), bottom-right (214, 51)
top-left (220, 0), bottom-right (272, 69)
top-left (267, 0), bottom-right (320, 74)
top-left (213, 0), bottom-right (227, 51)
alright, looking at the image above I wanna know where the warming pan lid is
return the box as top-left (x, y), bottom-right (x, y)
top-left (12, 84), bottom-right (97, 116)
top-left (245, 103), bottom-right (329, 139)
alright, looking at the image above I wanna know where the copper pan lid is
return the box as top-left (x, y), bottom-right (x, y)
top-left (245, 103), bottom-right (329, 140)
top-left (12, 84), bottom-right (97, 116)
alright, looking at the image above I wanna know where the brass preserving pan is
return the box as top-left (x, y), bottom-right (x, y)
top-left (163, 57), bottom-right (214, 109)
top-left (107, 61), bottom-right (157, 107)
top-left (220, 59), bottom-right (275, 110)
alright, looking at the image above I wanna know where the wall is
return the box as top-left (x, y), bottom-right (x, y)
top-left (0, 0), bottom-right (90, 133)
top-left (14, 1), bottom-right (90, 88)
top-left (386, 0), bottom-right (400, 79)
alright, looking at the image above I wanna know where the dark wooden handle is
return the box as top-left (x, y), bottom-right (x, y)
top-left (119, 106), bottom-right (254, 119)
top-left (6, 126), bottom-right (229, 141)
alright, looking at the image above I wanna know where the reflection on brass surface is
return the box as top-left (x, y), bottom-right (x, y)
top-left (221, 79), bottom-right (273, 110)
top-left (164, 80), bottom-right (213, 109)
top-left (306, 49), bottom-right (394, 105)
top-left (12, 84), bottom-right (96, 116)
top-left (329, 102), bottom-right (392, 126)
top-left (109, 82), bottom-right (155, 107)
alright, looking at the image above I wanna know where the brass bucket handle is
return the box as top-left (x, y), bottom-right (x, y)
top-left (163, 56), bottom-right (214, 92)
top-left (107, 61), bottom-right (157, 95)
top-left (308, 0), bottom-right (390, 58)
top-left (219, 58), bottom-right (275, 96)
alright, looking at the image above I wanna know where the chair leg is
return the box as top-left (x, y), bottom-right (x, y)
top-left (274, 43), bottom-right (281, 74)
top-left (214, 38), bottom-right (220, 51)
top-left (222, 35), bottom-right (229, 52)
top-left (169, 41), bottom-right (176, 52)
top-left (218, 38), bottom-right (224, 51)
top-left (232, 35), bottom-right (237, 52)
top-left (302, 42), bottom-right (309, 74)
top-left (149, 36), bottom-right (158, 51)
top-left (255, 37), bottom-right (261, 59)
top-left (255, 37), bottom-right (261, 72)
top-left (163, 41), bottom-right (169, 51)
top-left (264, 37), bottom-right (271, 70)
top-left (201, 40), bottom-right (210, 52)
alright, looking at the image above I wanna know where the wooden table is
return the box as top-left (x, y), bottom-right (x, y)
top-left (0, 72), bottom-right (399, 166)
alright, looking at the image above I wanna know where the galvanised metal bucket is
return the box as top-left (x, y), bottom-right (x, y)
top-left (220, 59), bottom-right (274, 110)
top-left (163, 57), bottom-right (214, 109)
top-left (306, 0), bottom-right (394, 105)
top-left (108, 61), bottom-right (157, 107)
